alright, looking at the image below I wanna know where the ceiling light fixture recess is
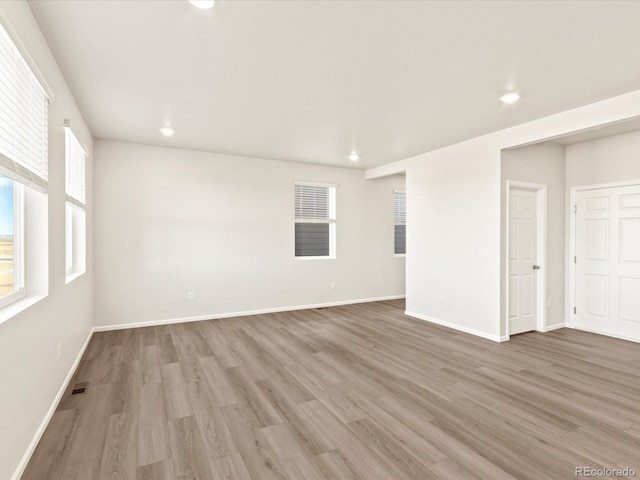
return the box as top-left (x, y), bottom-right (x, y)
top-left (500, 91), bottom-right (521, 104)
top-left (160, 127), bottom-right (175, 137)
top-left (189, 0), bottom-right (215, 9)
top-left (349, 153), bottom-right (359, 162)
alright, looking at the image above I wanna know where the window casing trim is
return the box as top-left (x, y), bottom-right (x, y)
top-left (65, 201), bottom-right (86, 283)
top-left (394, 190), bottom-right (406, 255)
top-left (0, 12), bottom-right (54, 101)
top-left (294, 182), bottom-right (337, 259)
top-left (293, 181), bottom-right (337, 189)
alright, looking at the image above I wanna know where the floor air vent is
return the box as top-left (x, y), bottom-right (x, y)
top-left (71, 382), bottom-right (88, 395)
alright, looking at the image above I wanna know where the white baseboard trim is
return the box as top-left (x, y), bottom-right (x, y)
top-left (93, 295), bottom-right (406, 332)
top-left (561, 322), bottom-right (639, 343)
top-left (404, 310), bottom-right (503, 343)
top-left (573, 326), bottom-right (640, 344)
top-left (11, 329), bottom-right (94, 480)
top-left (543, 323), bottom-right (565, 332)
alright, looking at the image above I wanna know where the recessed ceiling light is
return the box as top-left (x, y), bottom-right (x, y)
top-left (349, 153), bottom-right (359, 162)
top-left (500, 92), bottom-right (521, 104)
top-left (160, 127), bottom-right (174, 137)
top-left (189, 0), bottom-right (215, 9)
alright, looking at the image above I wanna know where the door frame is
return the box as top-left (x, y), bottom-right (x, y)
top-left (505, 180), bottom-right (547, 338)
top-left (568, 179), bottom-right (640, 330)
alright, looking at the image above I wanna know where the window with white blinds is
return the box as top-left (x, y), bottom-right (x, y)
top-left (64, 123), bottom-right (87, 280)
top-left (294, 183), bottom-right (336, 258)
top-left (0, 22), bottom-right (49, 192)
top-left (394, 191), bottom-right (406, 255)
top-left (65, 125), bottom-right (86, 206)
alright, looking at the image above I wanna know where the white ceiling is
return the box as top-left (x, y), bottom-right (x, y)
top-left (29, 0), bottom-right (640, 169)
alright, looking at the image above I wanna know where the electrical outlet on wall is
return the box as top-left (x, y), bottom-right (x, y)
top-left (437, 293), bottom-right (444, 303)
top-left (57, 342), bottom-right (62, 360)
top-left (331, 281), bottom-right (336, 289)
top-left (188, 291), bottom-right (194, 301)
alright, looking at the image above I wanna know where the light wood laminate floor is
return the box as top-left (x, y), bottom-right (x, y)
top-left (22, 299), bottom-right (640, 479)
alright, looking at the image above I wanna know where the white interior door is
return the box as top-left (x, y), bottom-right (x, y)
top-left (509, 188), bottom-right (538, 335)
top-left (575, 184), bottom-right (640, 341)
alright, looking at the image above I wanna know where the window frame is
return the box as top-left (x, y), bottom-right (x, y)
top-left (0, 18), bottom-right (50, 193)
top-left (0, 14), bottom-right (51, 320)
top-left (0, 178), bottom-right (25, 308)
top-left (294, 181), bottom-right (337, 260)
top-left (65, 201), bottom-right (86, 282)
top-left (394, 190), bottom-right (406, 257)
top-left (64, 124), bottom-right (87, 282)
top-left (65, 201), bottom-right (73, 277)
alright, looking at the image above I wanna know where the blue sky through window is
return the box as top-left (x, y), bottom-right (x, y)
top-left (0, 175), bottom-right (14, 237)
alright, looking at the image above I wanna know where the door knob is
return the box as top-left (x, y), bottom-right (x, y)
top-left (533, 265), bottom-right (541, 270)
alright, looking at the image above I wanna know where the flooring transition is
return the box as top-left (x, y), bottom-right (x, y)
top-left (22, 299), bottom-right (640, 479)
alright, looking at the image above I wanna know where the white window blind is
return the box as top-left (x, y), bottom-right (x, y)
top-left (0, 22), bottom-right (49, 192)
top-left (294, 183), bottom-right (336, 257)
top-left (394, 191), bottom-right (406, 223)
top-left (295, 184), bottom-right (334, 221)
top-left (65, 124), bottom-right (86, 206)
top-left (394, 191), bottom-right (406, 255)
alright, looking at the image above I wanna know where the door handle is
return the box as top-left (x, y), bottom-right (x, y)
top-left (533, 265), bottom-right (541, 270)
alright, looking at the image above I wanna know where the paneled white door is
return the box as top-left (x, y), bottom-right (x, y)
top-left (576, 185), bottom-right (640, 341)
top-left (509, 188), bottom-right (538, 335)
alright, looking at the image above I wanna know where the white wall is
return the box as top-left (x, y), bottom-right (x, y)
top-left (405, 139), bottom-right (503, 340)
top-left (566, 129), bottom-right (640, 187)
top-left (501, 143), bottom-right (566, 337)
top-left (0, 2), bottom-right (93, 479)
top-left (94, 140), bottom-right (405, 327)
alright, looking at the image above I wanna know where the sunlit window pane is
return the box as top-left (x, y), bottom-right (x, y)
top-left (0, 174), bottom-right (15, 297)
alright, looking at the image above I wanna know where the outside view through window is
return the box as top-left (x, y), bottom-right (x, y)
top-left (0, 174), bottom-right (14, 297)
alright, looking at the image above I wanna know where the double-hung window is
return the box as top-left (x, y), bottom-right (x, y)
top-left (294, 182), bottom-right (336, 258)
top-left (0, 20), bottom-right (49, 308)
top-left (394, 191), bottom-right (406, 255)
top-left (65, 121), bottom-right (87, 280)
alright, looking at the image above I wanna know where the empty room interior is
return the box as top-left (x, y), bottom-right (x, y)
top-left (2, 1), bottom-right (640, 479)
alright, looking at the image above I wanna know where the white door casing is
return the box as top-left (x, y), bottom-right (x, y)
top-left (509, 187), bottom-right (539, 335)
top-left (575, 184), bottom-right (640, 341)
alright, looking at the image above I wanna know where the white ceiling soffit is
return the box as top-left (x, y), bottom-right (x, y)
top-left (550, 117), bottom-right (640, 146)
top-left (29, 0), bottom-right (640, 169)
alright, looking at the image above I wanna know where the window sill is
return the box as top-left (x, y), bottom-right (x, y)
top-left (65, 271), bottom-right (85, 285)
top-left (394, 253), bottom-right (406, 258)
top-left (0, 292), bottom-right (47, 325)
top-left (294, 256), bottom-right (336, 261)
